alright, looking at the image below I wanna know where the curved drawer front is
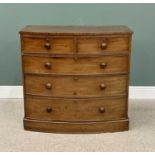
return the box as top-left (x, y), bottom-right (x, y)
top-left (25, 75), bottom-right (127, 97)
top-left (78, 37), bottom-right (129, 53)
top-left (23, 55), bottom-right (128, 75)
top-left (22, 37), bottom-right (75, 54)
top-left (25, 96), bottom-right (128, 121)
top-left (21, 36), bottom-right (129, 54)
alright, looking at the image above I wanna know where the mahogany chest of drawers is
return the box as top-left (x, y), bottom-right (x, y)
top-left (20, 25), bottom-right (133, 133)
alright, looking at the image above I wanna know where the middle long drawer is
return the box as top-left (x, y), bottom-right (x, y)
top-left (25, 75), bottom-right (127, 97)
top-left (23, 55), bottom-right (128, 75)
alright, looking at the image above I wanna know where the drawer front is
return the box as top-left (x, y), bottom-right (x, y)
top-left (22, 37), bottom-right (75, 53)
top-left (25, 96), bottom-right (127, 121)
top-left (23, 55), bottom-right (128, 74)
top-left (78, 37), bottom-right (129, 53)
top-left (25, 75), bottom-right (127, 97)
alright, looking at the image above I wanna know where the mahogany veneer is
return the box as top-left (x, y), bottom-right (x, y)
top-left (20, 25), bottom-right (133, 133)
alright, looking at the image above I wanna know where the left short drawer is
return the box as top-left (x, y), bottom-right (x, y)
top-left (21, 36), bottom-right (75, 54)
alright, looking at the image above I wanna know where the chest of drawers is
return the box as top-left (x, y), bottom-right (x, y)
top-left (20, 25), bottom-right (133, 133)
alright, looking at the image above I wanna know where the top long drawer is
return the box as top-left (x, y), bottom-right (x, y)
top-left (21, 36), bottom-right (130, 54)
top-left (22, 55), bottom-right (128, 75)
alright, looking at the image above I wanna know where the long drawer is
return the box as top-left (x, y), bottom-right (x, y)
top-left (23, 55), bottom-right (128, 75)
top-left (25, 74), bottom-right (128, 97)
top-left (25, 95), bottom-right (128, 121)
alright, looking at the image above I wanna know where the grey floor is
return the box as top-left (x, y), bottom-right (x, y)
top-left (0, 99), bottom-right (155, 152)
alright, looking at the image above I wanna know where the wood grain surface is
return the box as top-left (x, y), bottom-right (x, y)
top-left (25, 74), bottom-right (127, 97)
top-left (23, 55), bottom-right (128, 74)
top-left (20, 25), bottom-right (133, 133)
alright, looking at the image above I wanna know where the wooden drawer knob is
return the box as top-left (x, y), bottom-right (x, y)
top-left (73, 77), bottom-right (79, 81)
top-left (73, 91), bottom-right (77, 95)
top-left (100, 63), bottom-right (107, 69)
top-left (44, 42), bottom-right (51, 49)
top-left (44, 62), bottom-right (52, 69)
top-left (99, 107), bottom-right (105, 113)
top-left (101, 42), bottom-right (107, 49)
top-left (46, 107), bottom-right (52, 113)
top-left (100, 83), bottom-right (106, 90)
top-left (45, 83), bottom-right (52, 89)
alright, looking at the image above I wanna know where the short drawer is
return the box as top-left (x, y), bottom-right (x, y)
top-left (22, 36), bottom-right (75, 53)
top-left (78, 37), bottom-right (129, 53)
top-left (25, 75), bottom-right (127, 97)
top-left (23, 55), bottom-right (128, 74)
top-left (25, 96), bottom-right (128, 121)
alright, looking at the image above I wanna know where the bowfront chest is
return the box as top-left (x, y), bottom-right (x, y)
top-left (20, 25), bottom-right (133, 133)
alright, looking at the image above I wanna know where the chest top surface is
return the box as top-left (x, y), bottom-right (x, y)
top-left (20, 25), bottom-right (133, 35)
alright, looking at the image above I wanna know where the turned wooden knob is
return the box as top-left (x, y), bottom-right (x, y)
top-left (73, 91), bottom-right (77, 95)
top-left (99, 107), bottom-right (105, 113)
top-left (100, 63), bottom-right (107, 69)
top-left (44, 62), bottom-right (52, 69)
top-left (100, 83), bottom-right (106, 90)
top-left (101, 42), bottom-right (107, 49)
top-left (73, 77), bottom-right (79, 81)
top-left (45, 83), bottom-right (52, 89)
top-left (44, 42), bottom-right (51, 49)
top-left (46, 107), bottom-right (52, 113)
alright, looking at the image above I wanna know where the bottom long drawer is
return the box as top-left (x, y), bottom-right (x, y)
top-left (25, 95), bottom-right (128, 122)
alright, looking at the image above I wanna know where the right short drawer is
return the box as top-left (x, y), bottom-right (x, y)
top-left (77, 37), bottom-right (129, 53)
